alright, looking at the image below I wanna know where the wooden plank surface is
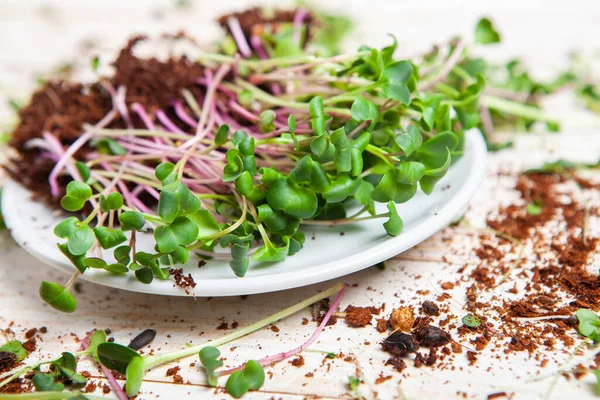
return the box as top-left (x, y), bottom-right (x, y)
top-left (0, 1), bottom-right (599, 399)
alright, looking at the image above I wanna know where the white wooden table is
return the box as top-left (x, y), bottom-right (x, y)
top-left (1, 1), bottom-right (599, 399)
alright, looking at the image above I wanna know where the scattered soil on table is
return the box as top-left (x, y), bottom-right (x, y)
top-left (377, 169), bottom-right (599, 376)
top-left (388, 307), bottom-right (414, 332)
top-left (166, 366), bottom-right (184, 384)
top-left (21, 339), bottom-right (36, 353)
top-left (344, 305), bottom-right (380, 328)
top-left (0, 352), bottom-right (18, 374)
top-left (168, 268), bottom-right (197, 294)
top-left (289, 355), bottom-right (305, 367)
top-left (0, 378), bottom-right (33, 394)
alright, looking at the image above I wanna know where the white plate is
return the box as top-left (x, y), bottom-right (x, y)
top-left (2, 130), bottom-right (486, 296)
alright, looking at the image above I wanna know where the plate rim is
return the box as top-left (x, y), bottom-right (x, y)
top-left (2, 130), bottom-right (486, 297)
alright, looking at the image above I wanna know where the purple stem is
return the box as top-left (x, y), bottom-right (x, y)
top-left (130, 103), bottom-right (169, 161)
top-left (219, 284), bottom-right (348, 375)
top-left (119, 140), bottom-right (184, 154)
top-left (248, 35), bottom-right (282, 95)
top-left (228, 100), bottom-right (261, 123)
top-left (79, 332), bottom-right (129, 400)
top-left (156, 109), bottom-right (189, 135)
top-left (48, 131), bottom-right (93, 197)
top-left (132, 184), bottom-right (160, 200)
top-left (47, 107), bottom-right (117, 197)
top-left (173, 101), bottom-right (198, 128)
top-left (250, 35), bottom-right (269, 60)
top-left (42, 134), bottom-right (78, 178)
top-left (100, 162), bottom-right (136, 208)
top-left (227, 16), bottom-right (252, 57)
top-left (131, 103), bottom-right (156, 130)
top-left (102, 82), bottom-right (134, 129)
top-left (292, 8), bottom-right (309, 45)
top-left (195, 78), bottom-right (236, 98)
top-left (187, 66), bottom-right (230, 144)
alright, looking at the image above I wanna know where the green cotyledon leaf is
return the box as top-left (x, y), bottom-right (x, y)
top-left (199, 346), bottom-right (224, 387)
top-left (394, 125), bottom-right (422, 156)
top-left (383, 201), bottom-right (403, 236)
top-left (253, 236), bottom-right (290, 263)
top-left (371, 170), bottom-right (418, 204)
top-left (266, 178), bottom-right (318, 219)
top-left (289, 155), bottom-right (332, 193)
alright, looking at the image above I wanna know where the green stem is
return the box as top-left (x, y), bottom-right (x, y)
top-left (93, 171), bottom-right (161, 188)
top-left (0, 394), bottom-right (107, 400)
top-left (451, 65), bottom-right (476, 85)
top-left (87, 127), bottom-right (191, 141)
top-left (300, 211), bottom-right (387, 226)
top-left (235, 79), bottom-right (352, 117)
top-left (246, 202), bottom-right (273, 247)
top-left (141, 282), bottom-right (345, 369)
top-left (322, 83), bottom-right (380, 105)
top-left (255, 138), bottom-right (295, 146)
top-left (80, 207), bottom-right (99, 226)
top-left (198, 51), bottom-right (369, 70)
top-left (186, 197), bottom-right (247, 249)
top-left (365, 144), bottom-right (395, 168)
top-left (252, 73), bottom-right (373, 86)
top-left (196, 194), bottom-right (236, 203)
top-left (434, 82), bottom-right (461, 98)
top-left (121, 207), bottom-right (164, 224)
top-left (483, 95), bottom-right (560, 124)
top-left (0, 367), bottom-right (31, 388)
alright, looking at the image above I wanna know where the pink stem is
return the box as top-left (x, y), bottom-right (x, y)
top-left (249, 36), bottom-right (282, 96)
top-left (131, 103), bottom-right (156, 130)
top-left (191, 66), bottom-right (230, 140)
top-left (43, 133), bottom-right (81, 181)
top-left (132, 185), bottom-right (160, 200)
top-left (173, 101), bottom-right (198, 128)
top-left (194, 78), bottom-right (236, 99)
top-left (100, 162), bottom-right (136, 208)
top-left (131, 103), bottom-right (168, 160)
top-left (219, 284), bottom-right (348, 375)
top-left (293, 8), bottom-right (309, 45)
top-left (102, 82), bottom-right (133, 129)
top-left (227, 16), bottom-right (252, 57)
top-left (79, 331), bottom-right (129, 400)
top-left (47, 108), bottom-right (117, 197)
top-left (156, 109), bottom-right (189, 135)
top-left (250, 36), bottom-right (269, 60)
top-left (48, 131), bottom-right (94, 197)
top-left (228, 100), bottom-right (261, 123)
top-left (119, 140), bottom-right (184, 154)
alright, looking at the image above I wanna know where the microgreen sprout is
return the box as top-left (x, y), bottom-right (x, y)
top-left (576, 309), bottom-right (600, 343)
top-left (0, 341), bottom-right (29, 361)
top-left (475, 17), bottom-right (501, 45)
top-left (462, 314), bottom-right (483, 328)
top-left (526, 200), bottom-right (543, 216)
top-left (225, 360), bottom-right (265, 398)
top-left (348, 375), bottom-right (363, 400)
top-left (199, 346), bottom-right (223, 386)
